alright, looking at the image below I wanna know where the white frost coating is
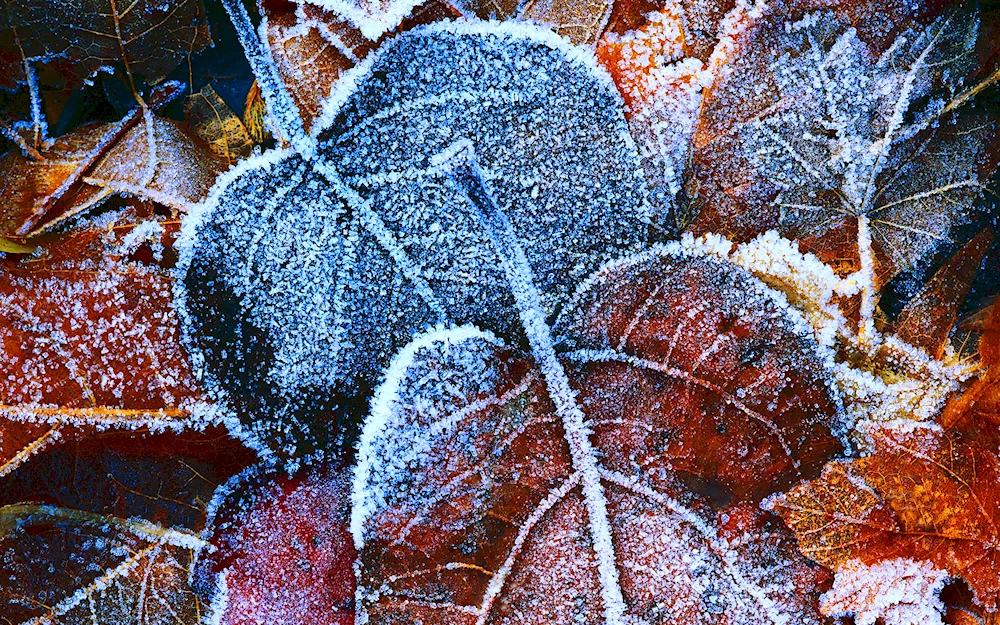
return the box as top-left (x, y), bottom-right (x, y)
top-left (313, 18), bottom-right (632, 139)
top-left (822, 558), bottom-right (949, 625)
top-left (200, 570), bottom-right (229, 625)
top-left (439, 143), bottom-right (627, 624)
top-left (677, 230), bottom-right (970, 443)
top-left (176, 23), bottom-right (652, 455)
top-left (351, 323), bottom-right (501, 548)
top-left (296, 0), bottom-right (423, 40)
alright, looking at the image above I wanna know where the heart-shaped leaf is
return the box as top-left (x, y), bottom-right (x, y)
top-left (177, 23), bottom-right (654, 457)
top-left (352, 244), bottom-right (845, 623)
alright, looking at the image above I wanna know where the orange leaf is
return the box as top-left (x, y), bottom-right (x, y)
top-left (768, 417), bottom-right (1000, 612)
top-left (891, 229), bottom-right (994, 359)
top-left (0, 222), bottom-right (204, 425)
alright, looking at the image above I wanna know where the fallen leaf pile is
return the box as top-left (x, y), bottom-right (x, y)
top-left (1, 0), bottom-right (998, 623)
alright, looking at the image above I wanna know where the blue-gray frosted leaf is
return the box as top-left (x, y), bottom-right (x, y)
top-left (177, 22), bottom-right (653, 457)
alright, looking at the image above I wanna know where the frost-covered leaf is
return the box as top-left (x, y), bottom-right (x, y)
top-left (0, 222), bottom-right (205, 426)
top-left (352, 245), bottom-right (844, 624)
top-left (689, 6), bottom-right (996, 284)
top-left (72, 114), bottom-right (227, 222)
top-left (185, 84), bottom-right (255, 164)
top-left (597, 6), bottom-right (709, 224)
top-left (819, 558), bottom-right (949, 625)
top-left (1, 0), bottom-right (211, 89)
top-left (768, 417), bottom-right (1000, 611)
top-left (0, 427), bottom-right (256, 624)
top-left (890, 229), bottom-right (993, 359)
top-left (178, 23), bottom-right (653, 457)
top-left (0, 121), bottom-right (122, 236)
top-left (0, 83), bottom-right (199, 237)
top-left (195, 461), bottom-right (355, 625)
top-left (262, 0), bottom-right (377, 134)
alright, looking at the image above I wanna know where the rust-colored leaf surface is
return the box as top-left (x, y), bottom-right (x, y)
top-left (352, 247), bottom-right (844, 624)
top-left (0, 222), bottom-right (204, 424)
top-left (195, 461), bottom-right (355, 625)
top-left (768, 416), bottom-right (1000, 611)
top-left (891, 229), bottom-right (994, 359)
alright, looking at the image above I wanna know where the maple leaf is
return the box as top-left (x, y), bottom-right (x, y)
top-left (177, 23), bottom-right (653, 457)
top-left (194, 461), bottom-right (355, 625)
top-left (351, 241), bottom-right (844, 623)
top-left (688, 5), bottom-right (997, 294)
top-left (0, 427), bottom-right (256, 624)
top-left (767, 416), bottom-right (1000, 615)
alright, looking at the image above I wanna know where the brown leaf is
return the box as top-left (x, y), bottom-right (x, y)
top-left (0, 82), bottom-right (189, 238)
top-left (260, 0), bottom-right (459, 134)
top-left (940, 299), bottom-right (1000, 429)
top-left (262, 0), bottom-right (373, 135)
top-left (353, 247), bottom-right (844, 623)
top-left (688, 3), bottom-right (997, 285)
top-left (453, 0), bottom-right (612, 45)
top-left (0, 222), bottom-right (204, 425)
top-left (0, 426), bottom-right (256, 624)
top-left (768, 417), bottom-right (1000, 612)
top-left (243, 80), bottom-right (270, 144)
top-left (2, 0), bottom-right (211, 90)
top-left (185, 84), bottom-right (254, 164)
top-left (68, 115), bottom-right (226, 225)
top-left (0, 121), bottom-right (121, 236)
top-left (891, 229), bottom-right (994, 359)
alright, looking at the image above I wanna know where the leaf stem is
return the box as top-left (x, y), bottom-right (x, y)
top-left (219, 0), bottom-right (314, 158)
top-left (437, 141), bottom-right (627, 625)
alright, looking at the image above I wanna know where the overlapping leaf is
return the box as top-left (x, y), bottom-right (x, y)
top-left (1, 222), bottom-right (204, 426)
top-left (1, 0), bottom-right (211, 89)
top-left (178, 23), bottom-right (653, 456)
top-left (194, 461), bottom-right (355, 625)
top-left (352, 246), bottom-right (844, 623)
top-left (0, 427), bottom-right (256, 624)
top-left (768, 415), bottom-right (1000, 614)
top-left (689, 5), bottom-right (996, 284)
